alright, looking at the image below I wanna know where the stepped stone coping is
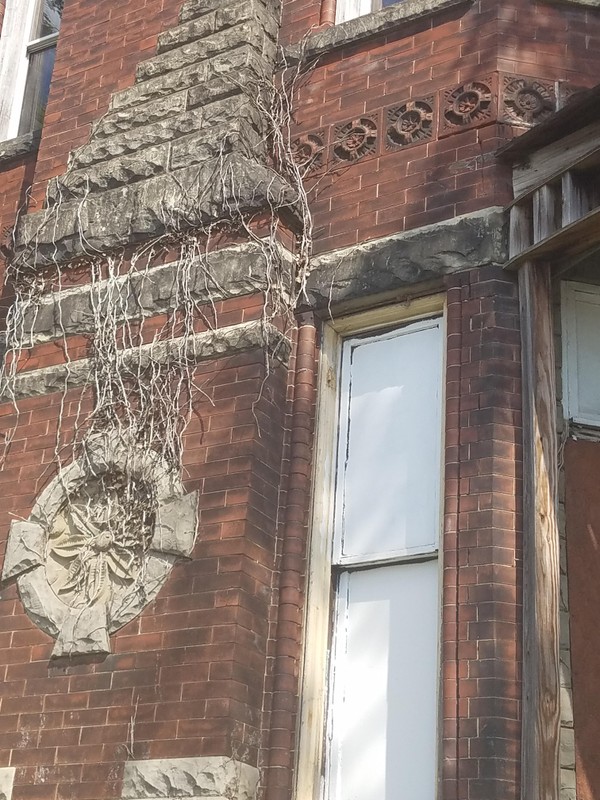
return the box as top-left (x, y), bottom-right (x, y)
top-left (109, 44), bottom-right (265, 112)
top-left (135, 19), bottom-right (277, 83)
top-left (13, 0), bottom-right (291, 267)
top-left (16, 154), bottom-right (296, 265)
top-left (51, 115), bottom-right (263, 203)
top-left (179, 0), bottom-right (272, 24)
top-left (1, 320), bottom-right (291, 400)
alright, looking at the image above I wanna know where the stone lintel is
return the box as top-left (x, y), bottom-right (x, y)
top-left (305, 207), bottom-right (508, 311)
top-left (0, 132), bottom-right (40, 167)
top-left (285, 0), bottom-right (473, 62)
top-left (121, 757), bottom-right (259, 800)
top-left (1, 321), bottom-right (291, 401)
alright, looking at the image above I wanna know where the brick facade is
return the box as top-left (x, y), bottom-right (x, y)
top-left (0, 0), bottom-right (598, 798)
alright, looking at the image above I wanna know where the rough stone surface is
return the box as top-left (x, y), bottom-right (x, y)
top-left (23, 242), bottom-right (291, 344)
top-left (15, 154), bottom-right (296, 266)
top-left (13, 0), bottom-right (290, 267)
top-left (180, 0), bottom-right (270, 24)
top-left (17, 567), bottom-right (69, 639)
top-left (5, 437), bottom-right (198, 656)
top-left (2, 320), bottom-right (290, 400)
top-left (54, 604), bottom-right (111, 658)
top-left (305, 207), bottom-right (508, 309)
top-left (121, 757), bottom-right (260, 799)
top-left (0, 131), bottom-right (40, 165)
top-left (152, 492), bottom-right (200, 557)
top-left (0, 767), bottom-right (15, 800)
top-left (286, 0), bottom-right (472, 61)
top-left (135, 20), bottom-right (276, 83)
top-left (1, 521), bottom-right (45, 581)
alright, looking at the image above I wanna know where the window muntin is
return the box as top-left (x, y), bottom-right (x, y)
top-left (335, 0), bottom-right (401, 24)
top-left (322, 315), bottom-right (443, 800)
top-left (0, 0), bottom-right (63, 141)
top-left (562, 281), bottom-right (600, 427)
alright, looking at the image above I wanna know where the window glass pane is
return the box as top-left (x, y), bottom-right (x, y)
top-left (18, 45), bottom-right (56, 135)
top-left (328, 560), bottom-right (439, 800)
top-left (336, 0), bottom-right (372, 23)
top-left (32, 0), bottom-right (63, 40)
top-left (334, 319), bottom-right (443, 562)
top-left (572, 289), bottom-right (600, 421)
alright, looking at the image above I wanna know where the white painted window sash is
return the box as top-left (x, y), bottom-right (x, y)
top-left (562, 281), bottom-right (600, 428)
top-left (295, 295), bottom-right (446, 800)
top-left (335, 0), bottom-right (398, 23)
top-left (0, 0), bottom-right (39, 140)
top-left (0, 0), bottom-right (60, 141)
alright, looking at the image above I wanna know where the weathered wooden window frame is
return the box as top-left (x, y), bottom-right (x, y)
top-left (0, 0), bottom-right (60, 141)
top-left (295, 294), bottom-right (446, 800)
top-left (562, 280), bottom-right (600, 428)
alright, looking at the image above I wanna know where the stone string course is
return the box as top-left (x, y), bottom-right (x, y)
top-left (2, 320), bottom-right (291, 400)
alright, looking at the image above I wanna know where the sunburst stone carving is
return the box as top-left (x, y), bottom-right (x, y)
top-left (2, 435), bottom-right (198, 658)
top-left (386, 98), bottom-right (434, 149)
top-left (333, 117), bottom-right (378, 162)
top-left (47, 474), bottom-right (153, 607)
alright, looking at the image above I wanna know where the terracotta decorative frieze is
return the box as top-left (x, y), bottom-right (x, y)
top-left (291, 130), bottom-right (326, 173)
top-left (440, 76), bottom-right (496, 136)
top-left (386, 97), bottom-right (435, 149)
top-left (333, 116), bottom-right (378, 162)
top-left (501, 75), bottom-right (556, 126)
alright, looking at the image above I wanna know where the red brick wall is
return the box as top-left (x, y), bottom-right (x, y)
top-left (0, 295), bottom-right (294, 800)
top-left (27, 0), bottom-right (181, 207)
top-left (282, 0), bottom-right (600, 255)
top-left (443, 265), bottom-right (522, 800)
top-left (0, 154), bottom-right (37, 296)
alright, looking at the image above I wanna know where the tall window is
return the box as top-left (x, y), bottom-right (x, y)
top-left (336, 0), bottom-right (402, 24)
top-left (0, 0), bottom-right (63, 141)
top-left (562, 281), bottom-right (600, 427)
top-left (297, 303), bottom-right (444, 800)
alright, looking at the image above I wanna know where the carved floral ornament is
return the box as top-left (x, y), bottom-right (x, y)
top-left (386, 98), bottom-right (435, 149)
top-left (2, 435), bottom-right (198, 658)
top-left (333, 116), bottom-right (378, 162)
top-left (502, 76), bottom-right (555, 126)
top-left (443, 80), bottom-right (494, 130)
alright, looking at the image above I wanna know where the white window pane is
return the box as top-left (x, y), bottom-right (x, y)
top-left (564, 283), bottom-right (600, 425)
top-left (334, 320), bottom-right (443, 563)
top-left (336, 0), bottom-right (373, 23)
top-left (573, 295), bottom-right (600, 420)
top-left (328, 560), bottom-right (439, 800)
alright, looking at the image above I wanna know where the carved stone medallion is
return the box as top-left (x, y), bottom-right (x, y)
top-left (441, 78), bottom-right (495, 134)
top-left (291, 131), bottom-right (326, 174)
top-left (333, 117), bottom-right (378, 162)
top-left (386, 98), bottom-right (435, 149)
top-left (501, 76), bottom-right (555, 126)
top-left (2, 435), bottom-right (198, 657)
